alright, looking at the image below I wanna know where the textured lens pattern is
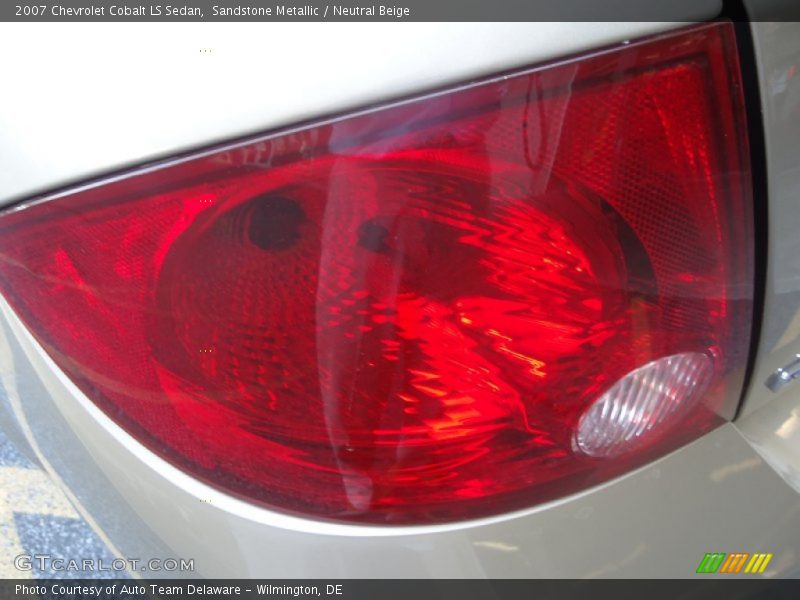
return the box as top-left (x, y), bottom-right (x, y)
top-left (0, 23), bottom-right (752, 523)
top-left (574, 352), bottom-right (714, 458)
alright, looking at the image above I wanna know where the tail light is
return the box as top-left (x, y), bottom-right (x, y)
top-left (0, 22), bottom-right (752, 523)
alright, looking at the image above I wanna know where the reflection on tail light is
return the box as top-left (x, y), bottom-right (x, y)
top-left (0, 22), bottom-right (752, 523)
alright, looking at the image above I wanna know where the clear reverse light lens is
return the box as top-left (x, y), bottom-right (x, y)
top-left (575, 352), bottom-right (714, 458)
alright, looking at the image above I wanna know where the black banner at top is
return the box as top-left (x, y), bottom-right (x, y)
top-left (5, 0), bottom-right (800, 23)
top-left (0, 0), bottom-right (729, 22)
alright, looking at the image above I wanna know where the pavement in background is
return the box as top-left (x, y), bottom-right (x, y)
top-left (0, 427), bottom-right (119, 579)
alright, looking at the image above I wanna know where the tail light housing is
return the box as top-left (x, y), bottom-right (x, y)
top-left (0, 22), bottom-right (752, 523)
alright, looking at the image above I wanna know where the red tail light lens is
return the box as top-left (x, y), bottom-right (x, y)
top-left (0, 23), bottom-right (752, 523)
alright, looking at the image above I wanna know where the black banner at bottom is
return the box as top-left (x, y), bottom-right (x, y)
top-left (2, 580), bottom-right (800, 600)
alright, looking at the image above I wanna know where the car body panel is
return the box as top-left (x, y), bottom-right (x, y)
top-left (736, 19), bottom-right (800, 508)
top-left (736, 20), bottom-right (800, 418)
top-left (0, 21), bottom-right (687, 205)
